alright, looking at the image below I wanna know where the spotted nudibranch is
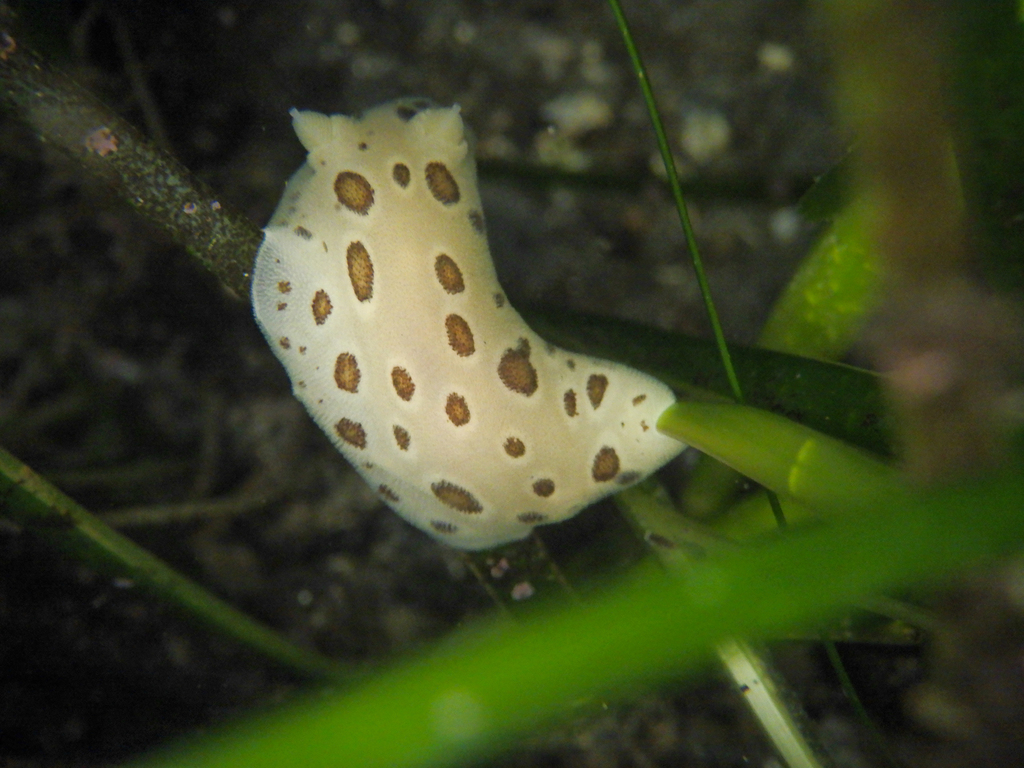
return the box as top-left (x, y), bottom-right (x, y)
top-left (251, 99), bottom-right (684, 549)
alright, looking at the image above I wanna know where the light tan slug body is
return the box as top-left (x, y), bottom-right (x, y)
top-left (252, 99), bottom-right (683, 549)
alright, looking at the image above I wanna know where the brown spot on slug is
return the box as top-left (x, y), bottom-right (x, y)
top-left (468, 210), bottom-right (485, 233)
top-left (632, 394), bottom-right (647, 406)
top-left (276, 302), bottom-right (287, 311)
top-left (334, 171), bottom-right (374, 214)
top-left (587, 374), bottom-right (609, 409)
top-left (498, 338), bottom-right (538, 396)
top-left (391, 367), bottom-right (415, 401)
top-left (503, 437), bottom-right (526, 458)
top-left (591, 446), bottom-right (620, 482)
top-left (334, 352), bottom-right (360, 392)
top-left (335, 418), bottom-right (366, 449)
top-left (517, 512), bottom-right (546, 524)
top-left (431, 481), bottom-right (482, 513)
top-left (493, 292), bottom-right (505, 308)
top-left (393, 425), bottom-right (410, 450)
top-left (279, 337), bottom-right (291, 349)
top-left (392, 163), bottom-right (411, 187)
top-left (425, 162), bottom-right (460, 205)
top-left (378, 484), bottom-right (399, 502)
top-left (430, 520), bottom-right (458, 534)
top-left (532, 479), bottom-right (555, 498)
top-left (445, 314), bottom-right (475, 357)
top-left (311, 290), bottom-right (333, 325)
top-left (563, 389), bottom-right (577, 417)
top-left (346, 241), bottom-right (374, 302)
top-left (434, 254), bottom-right (465, 294)
top-left (446, 393), bottom-right (471, 426)
top-left (277, 281), bottom-right (292, 294)
top-left (293, 225), bottom-right (313, 239)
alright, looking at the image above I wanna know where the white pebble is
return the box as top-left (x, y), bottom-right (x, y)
top-left (758, 42), bottom-right (795, 74)
top-left (335, 21), bottom-right (360, 46)
top-left (453, 21), bottom-right (476, 45)
top-left (769, 207), bottom-right (802, 244)
top-left (680, 108), bottom-right (731, 165)
top-left (541, 91), bottom-right (613, 137)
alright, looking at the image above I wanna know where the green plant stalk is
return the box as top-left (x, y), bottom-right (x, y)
top-left (0, 445), bottom-right (351, 682)
top-left (658, 401), bottom-right (902, 513)
top-left (130, 464), bottom-right (1024, 768)
top-left (0, 20), bottom-right (259, 299)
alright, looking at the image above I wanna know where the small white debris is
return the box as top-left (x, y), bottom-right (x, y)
top-left (580, 39), bottom-right (614, 86)
top-left (335, 22), bottom-right (361, 46)
top-left (526, 30), bottom-right (574, 81)
top-left (680, 108), bottom-right (731, 165)
top-left (511, 581), bottom-right (535, 601)
top-left (350, 53), bottom-right (398, 80)
top-left (758, 42), bottom-right (795, 74)
top-left (769, 207), bottom-right (802, 244)
top-left (654, 263), bottom-right (690, 290)
top-left (453, 20), bottom-right (476, 45)
top-left (541, 91), bottom-right (612, 137)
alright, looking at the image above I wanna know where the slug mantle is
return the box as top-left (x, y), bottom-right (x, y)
top-left (252, 99), bottom-right (684, 549)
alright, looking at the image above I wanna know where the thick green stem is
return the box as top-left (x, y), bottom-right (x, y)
top-left (0, 16), bottom-right (260, 299)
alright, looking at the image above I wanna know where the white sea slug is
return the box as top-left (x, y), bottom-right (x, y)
top-left (252, 99), bottom-right (684, 549)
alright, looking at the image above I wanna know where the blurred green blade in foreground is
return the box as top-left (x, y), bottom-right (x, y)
top-left (130, 457), bottom-right (1024, 768)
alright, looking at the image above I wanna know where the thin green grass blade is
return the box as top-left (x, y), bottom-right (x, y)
top-left (821, 639), bottom-right (903, 768)
top-left (605, 0), bottom-right (742, 403)
top-left (129, 462), bottom-right (1024, 768)
top-left (0, 445), bottom-right (351, 682)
